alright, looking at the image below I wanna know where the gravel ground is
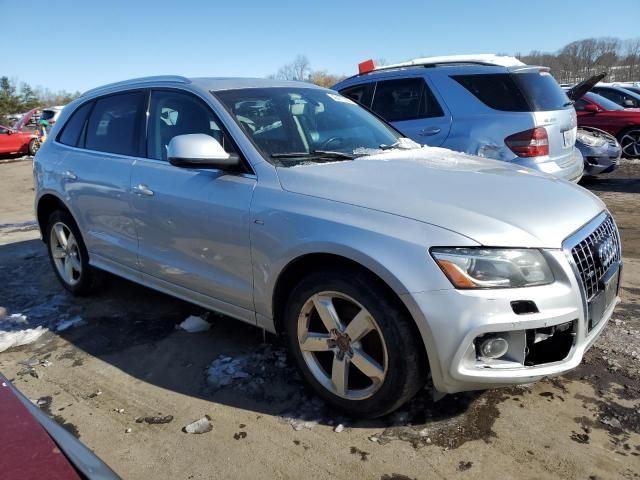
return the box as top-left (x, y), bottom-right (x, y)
top-left (0, 159), bottom-right (638, 480)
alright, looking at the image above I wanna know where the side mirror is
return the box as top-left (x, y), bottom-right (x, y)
top-left (583, 103), bottom-right (600, 113)
top-left (167, 134), bottom-right (239, 169)
top-left (623, 99), bottom-right (636, 108)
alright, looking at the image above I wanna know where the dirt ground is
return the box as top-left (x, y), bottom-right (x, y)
top-left (0, 158), bottom-right (639, 480)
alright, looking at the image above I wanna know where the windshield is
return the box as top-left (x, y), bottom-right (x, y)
top-left (585, 92), bottom-right (624, 111)
top-left (214, 87), bottom-right (409, 164)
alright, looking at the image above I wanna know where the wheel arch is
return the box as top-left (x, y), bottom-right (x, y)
top-left (36, 193), bottom-right (74, 243)
top-left (270, 252), bottom-right (429, 370)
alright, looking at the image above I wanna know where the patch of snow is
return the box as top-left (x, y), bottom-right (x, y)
top-left (178, 315), bottom-right (211, 333)
top-left (55, 316), bottom-right (84, 332)
top-left (0, 313), bottom-right (48, 353)
top-left (183, 416), bottom-right (213, 434)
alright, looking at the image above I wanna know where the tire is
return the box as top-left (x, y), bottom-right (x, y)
top-left (45, 210), bottom-right (102, 295)
top-left (617, 127), bottom-right (640, 158)
top-left (28, 138), bottom-right (40, 156)
top-left (284, 268), bottom-right (426, 418)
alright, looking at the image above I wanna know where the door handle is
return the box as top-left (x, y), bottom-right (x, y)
top-left (132, 184), bottom-right (154, 197)
top-left (419, 127), bottom-right (441, 136)
top-left (62, 170), bottom-right (77, 181)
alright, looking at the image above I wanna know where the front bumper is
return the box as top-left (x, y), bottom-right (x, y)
top-left (402, 247), bottom-right (619, 394)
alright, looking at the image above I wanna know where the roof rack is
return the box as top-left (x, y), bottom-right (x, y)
top-left (81, 75), bottom-right (191, 97)
top-left (357, 54), bottom-right (526, 76)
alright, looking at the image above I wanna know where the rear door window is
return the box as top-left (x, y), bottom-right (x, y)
top-left (453, 72), bottom-right (571, 112)
top-left (58, 102), bottom-right (93, 147)
top-left (371, 78), bottom-right (444, 121)
top-left (85, 91), bottom-right (146, 156)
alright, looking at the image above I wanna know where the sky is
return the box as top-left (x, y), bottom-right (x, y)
top-left (2, 0), bottom-right (639, 93)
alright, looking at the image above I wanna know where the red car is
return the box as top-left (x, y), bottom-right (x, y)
top-left (1, 374), bottom-right (118, 479)
top-left (0, 108), bottom-right (41, 157)
top-left (566, 75), bottom-right (640, 158)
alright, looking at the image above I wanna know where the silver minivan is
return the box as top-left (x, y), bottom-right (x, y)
top-left (334, 54), bottom-right (584, 182)
top-left (34, 76), bottom-right (619, 417)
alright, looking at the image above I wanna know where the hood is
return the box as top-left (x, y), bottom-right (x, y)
top-left (566, 72), bottom-right (607, 101)
top-left (276, 148), bottom-right (604, 248)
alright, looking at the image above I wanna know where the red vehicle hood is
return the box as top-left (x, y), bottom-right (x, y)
top-left (0, 380), bottom-right (81, 480)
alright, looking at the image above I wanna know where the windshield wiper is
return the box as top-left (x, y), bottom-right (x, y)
top-left (271, 150), bottom-right (355, 160)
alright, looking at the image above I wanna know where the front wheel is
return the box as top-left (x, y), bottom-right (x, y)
top-left (618, 127), bottom-right (640, 158)
top-left (45, 210), bottom-right (102, 295)
top-left (284, 268), bottom-right (426, 418)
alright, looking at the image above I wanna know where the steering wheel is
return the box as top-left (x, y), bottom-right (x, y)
top-left (318, 136), bottom-right (345, 150)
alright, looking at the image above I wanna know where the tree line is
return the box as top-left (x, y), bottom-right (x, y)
top-left (0, 76), bottom-right (80, 126)
top-left (518, 37), bottom-right (640, 83)
top-left (274, 37), bottom-right (640, 88)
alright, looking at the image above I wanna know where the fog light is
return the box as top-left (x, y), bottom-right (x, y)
top-left (479, 336), bottom-right (509, 359)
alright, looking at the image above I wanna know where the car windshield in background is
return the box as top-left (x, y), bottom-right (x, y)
top-left (452, 71), bottom-right (571, 112)
top-left (585, 92), bottom-right (625, 111)
top-left (40, 110), bottom-right (56, 121)
top-left (214, 87), bottom-right (404, 164)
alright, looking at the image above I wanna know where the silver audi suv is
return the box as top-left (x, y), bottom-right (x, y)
top-left (34, 76), bottom-right (621, 417)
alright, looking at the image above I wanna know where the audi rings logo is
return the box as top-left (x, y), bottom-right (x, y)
top-left (596, 235), bottom-right (616, 268)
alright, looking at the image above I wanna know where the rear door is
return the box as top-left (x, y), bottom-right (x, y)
top-left (56, 91), bottom-right (145, 269)
top-left (130, 89), bottom-right (256, 314)
top-left (369, 77), bottom-right (451, 146)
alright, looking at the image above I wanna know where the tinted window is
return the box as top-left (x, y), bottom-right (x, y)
top-left (340, 84), bottom-right (374, 108)
top-left (41, 110), bottom-right (56, 121)
top-left (58, 102), bottom-right (93, 147)
top-left (371, 78), bottom-right (444, 121)
top-left (147, 90), bottom-right (237, 161)
top-left (574, 98), bottom-right (589, 111)
top-left (85, 92), bottom-right (145, 156)
top-left (585, 92), bottom-right (624, 111)
top-left (453, 72), bottom-right (571, 112)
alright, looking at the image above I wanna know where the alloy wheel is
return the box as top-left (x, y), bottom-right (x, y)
top-left (297, 291), bottom-right (388, 400)
top-left (620, 129), bottom-right (640, 158)
top-left (49, 222), bottom-right (82, 286)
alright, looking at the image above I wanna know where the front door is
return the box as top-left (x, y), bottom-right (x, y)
top-left (130, 89), bottom-right (256, 313)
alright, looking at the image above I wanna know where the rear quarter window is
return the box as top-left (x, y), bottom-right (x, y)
top-left (452, 72), bottom-right (571, 112)
top-left (58, 102), bottom-right (93, 147)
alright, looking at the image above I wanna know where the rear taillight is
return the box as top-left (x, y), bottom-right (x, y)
top-left (505, 127), bottom-right (549, 157)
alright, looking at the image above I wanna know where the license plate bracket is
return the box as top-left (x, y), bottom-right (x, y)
top-left (587, 265), bottom-right (620, 332)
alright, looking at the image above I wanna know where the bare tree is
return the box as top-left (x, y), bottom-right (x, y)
top-left (274, 55), bottom-right (312, 81)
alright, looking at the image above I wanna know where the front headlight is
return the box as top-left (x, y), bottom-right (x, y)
top-left (576, 130), bottom-right (607, 148)
top-left (430, 248), bottom-right (554, 289)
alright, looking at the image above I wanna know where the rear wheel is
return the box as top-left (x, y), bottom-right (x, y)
top-left (284, 268), bottom-right (426, 418)
top-left (618, 127), bottom-right (640, 158)
top-left (45, 210), bottom-right (102, 295)
top-left (28, 138), bottom-right (40, 156)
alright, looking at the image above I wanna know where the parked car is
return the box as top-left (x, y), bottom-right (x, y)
top-left (40, 106), bottom-right (65, 127)
top-left (566, 87), bottom-right (640, 158)
top-left (0, 123), bottom-right (40, 156)
top-left (333, 54), bottom-right (583, 182)
top-left (590, 84), bottom-right (640, 109)
top-left (1, 374), bottom-right (118, 479)
top-left (576, 127), bottom-right (621, 176)
top-left (35, 76), bottom-right (620, 417)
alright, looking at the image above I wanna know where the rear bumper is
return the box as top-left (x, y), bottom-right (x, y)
top-left (510, 148), bottom-right (584, 183)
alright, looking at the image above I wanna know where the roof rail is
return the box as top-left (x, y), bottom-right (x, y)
top-left (81, 75), bottom-right (191, 97)
top-left (357, 54), bottom-right (526, 77)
